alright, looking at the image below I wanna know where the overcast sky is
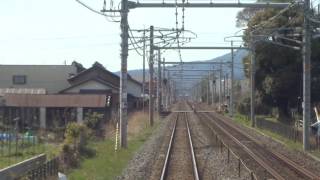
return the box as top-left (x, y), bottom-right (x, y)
top-left (0, 0), bottom-right (245, 72)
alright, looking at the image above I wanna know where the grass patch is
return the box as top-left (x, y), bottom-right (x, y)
top-left (0, 142), bottom-right (60, 169)
top-left (67, 112), bottom-right (159, 180)
top-left (256, 115), bottom-right (277, 122)
top-left (232, 113), bottom-right (320, 159)
top-left (233, 113), bottom-right (251, 127)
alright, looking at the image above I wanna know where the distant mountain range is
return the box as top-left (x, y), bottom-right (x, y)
top-left (122, 49), bottom-right (248, 82)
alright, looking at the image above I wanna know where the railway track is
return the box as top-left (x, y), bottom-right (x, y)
top-left (160, 112), bottom-right (199, 180)
top-left (195, 109), bottom-right (319, 180)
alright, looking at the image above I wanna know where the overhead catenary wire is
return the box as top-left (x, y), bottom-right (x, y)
top-left (75, 0), bottom-right (120, 19)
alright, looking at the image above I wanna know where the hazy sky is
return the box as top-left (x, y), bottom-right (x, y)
top-left (0, 0), bottom-right (245, 72)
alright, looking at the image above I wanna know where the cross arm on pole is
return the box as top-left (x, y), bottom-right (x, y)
top-left (154, 46), bottom-right (248, 50)
top-left (128, 1), bottom-right (292, 9)
top-left (162, 61), bottom-right (231, 65)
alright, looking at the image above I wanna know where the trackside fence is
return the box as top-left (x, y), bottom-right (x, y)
top-left (256, 118), bottom-right (320, 151)
top-left (22, 157), bottom-right (59, 180)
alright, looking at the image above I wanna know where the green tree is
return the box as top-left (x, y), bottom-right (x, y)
top-left (237, 0), bottom-right (320, 122)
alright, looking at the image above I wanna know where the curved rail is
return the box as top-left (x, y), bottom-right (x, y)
top-left (200, 112), bottom-right (284, 180)
top-left (199, 111), bottom-right (319, 180)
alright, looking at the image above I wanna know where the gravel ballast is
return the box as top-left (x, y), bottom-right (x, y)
top-left (189, 112), bottom-right (250, 180)
top-left (198, 102), bottom-right (320, 178)
top-left (118, 102), bottom-right (253, 180)
top-left (116, 114), bottom-right (173, 180)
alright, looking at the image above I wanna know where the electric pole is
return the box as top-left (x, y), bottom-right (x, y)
top-left (120, 0), bottom-right (129, 148)
top-left (149, 26), bottom-right (154, 126)
top-left (223, 75), bottom-right (226, 105)
top-left (219, 64), bottom-right (222, 110)
top-left (303, 0), bottom-right (311, 151)
top-left (207, 73), bottom-right (210, 104)
top-left (230, 41), bottom-right (234, 117)
top-left (163, 58), bottom-right (166, 110)
top-left (251, 47), bottom-right (256, 128)
top-left (167, 72), bottom-right (170, 106)
top-left (211, 70), bottom-right (215, 106)
top-left (226, 73), bottom-right (228, 105)
top-left (157, 49), bottom-right (162, 114)
top-left (142, 29), bottom-right (146, 112)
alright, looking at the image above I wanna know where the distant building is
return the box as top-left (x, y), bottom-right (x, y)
top-left (60, 62), bottom-right (143, 109)
top-left (0, 61), bottom-right (84, 94)
top-left (0, 61), bottom-right (142, 130)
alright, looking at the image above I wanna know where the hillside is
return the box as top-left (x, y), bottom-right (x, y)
top-left (124, 49), bottom-right (248, 82)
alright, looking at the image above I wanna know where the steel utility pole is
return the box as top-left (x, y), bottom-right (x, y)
top-left (219, 63), bottom-right (222, 109)
top-left (120, 0), bottom-right (129, 148)
top-left (303, 0), bottom-right (311, 151)
top-left (157, 49), bottom-right (162, 114)
top-left (226, 73), bottom-right (229, 110)
top-left (207, 73), bottom-right (210, 104)
top-left (163, 58), bottom-right (165, 110)
top-left (149, 26), bottom-right (154, 126)
top-left (230, 41), bottom-right (234, 117)
top-left (166, 70), bottom-right (170, 109)
top-left (214, 79), bottom-right (216, 105)
top-left (251, 47), bottom-right (256, 127)
top-left (211, 70), bottom-right (215, 106)
top-left (142, 29), bottom-right (146, 112)
top-left (223, 75), bottom-right (226, 104)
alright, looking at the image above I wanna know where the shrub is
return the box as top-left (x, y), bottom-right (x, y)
top-left (60, 143), bottom-right (80, 168)
top-left (64, 122), bottom-right (90, 148)
top-left (84, 112), bottom-right (104, 130)
top-left (237, 95), bottom-right (271, 115)
top-left (237, 96), bottom-right (251, 115)
top-left (60, 122), bottom-right (95, 169)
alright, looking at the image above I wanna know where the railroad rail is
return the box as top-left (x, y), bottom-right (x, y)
top-left (195, 109), bottom-right (319, 180)
top-left (160, 112), bottom-right (199, 180)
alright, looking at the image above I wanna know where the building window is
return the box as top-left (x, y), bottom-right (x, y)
top-left (13, 75), bottom-right (27, 85)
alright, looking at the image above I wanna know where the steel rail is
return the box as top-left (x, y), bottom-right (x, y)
top-left (160, 112), bottom-right (200, 180)
top-left (271, 150), bottom-right (319, 179)
top-left (202, 112), bottom-right (319, 179)
top-left (200, 112), bottom-right (283, 179)
top-left (210, 113), bottom-right (319, 179)
top-left (160, 113), bottom-right (178, 180)
top-left (208, 112), bottom-right (319, 179)
top-left (185, 112), bottom-right (200, 180)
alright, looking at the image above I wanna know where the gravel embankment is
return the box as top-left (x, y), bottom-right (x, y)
top-left (119, 102), bottom-right (296, 180)
top-left (189, 112), bottom-right (250, 180)
top-left (203, 103), bottom-right (320, 178)
top-left (116, 113), bottom-right (174, 180)
top-left (227, 114), bottom-right (320, 177)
